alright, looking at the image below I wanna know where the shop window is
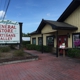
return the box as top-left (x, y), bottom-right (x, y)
top-left (73, 33), bottom-right (80, 48)
top-left (46, 36), bottom-right (54, 46)
top-left (38, 37), bottom-right (42, 45)
top-left (32, 38), bottom-right (36, 45)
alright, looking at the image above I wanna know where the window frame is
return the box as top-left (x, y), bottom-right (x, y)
top-left (46, 36), bottom-right (54, 46)
top-left (32, 38), bottom-right (36, 45)
top-left (72, 33), bottom-right (80, 48)
top-left (38, 37), bottom-right (42, 45)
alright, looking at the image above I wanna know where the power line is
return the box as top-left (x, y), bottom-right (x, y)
top-left (3, 0), bottom-right (11, 20)
top-left (1, 0), bottom-right (8, 19)
top-left (0, 0), bottom-right (11, 20)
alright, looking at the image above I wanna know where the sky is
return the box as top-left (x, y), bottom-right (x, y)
top-left (0, 0), bottom-right (72, 34)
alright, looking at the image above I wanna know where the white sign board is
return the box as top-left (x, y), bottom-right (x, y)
top-left (0, 20), bottom-right (20, 44)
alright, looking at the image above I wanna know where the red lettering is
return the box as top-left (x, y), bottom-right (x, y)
top-left (0, 29), bottom-right (13, 33)
top-left (11, 25), bottom-right (16, 29)
top-left (0, 37), bottom-right (12, 40)
top-left (0, 25), bottom-right (16, 29)
top-left (0, 34), bottom-right (16, 38)
top-left (8, 25), bottom-right (10, 28)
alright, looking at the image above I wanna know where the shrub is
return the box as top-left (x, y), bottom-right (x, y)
top-left (26, 44), bottom-right (51, 53)
top-left (74, 49), bottom-right (80, 58)
top-left (9, 45), bottom-right (15, 49)
top-left (13, 50), bottom-right (24, 57)
top-left (67, 48), bottom-right (80, 58)
top-left (26, 44), bottom-right (36, 50)
top-left (43, 46), bottom-right (51, 52)
top-left (22, 41), bottom-right (30, 47)
top-left (0, 53), bottom-right (1, 57)
top-left (0, 47), bottom-right (11, 52)
top-left (36, 45), bottom-right (42, 51)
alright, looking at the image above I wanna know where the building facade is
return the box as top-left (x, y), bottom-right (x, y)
top-left (30, 0), bottom-right (80, 54)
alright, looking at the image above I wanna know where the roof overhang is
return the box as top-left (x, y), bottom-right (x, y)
top-left (57, 0), bottom-right (80, 22)
top-left (29, 19), bottom-right (78, 35)
top-left (41, 19), bottom-right (78, 30)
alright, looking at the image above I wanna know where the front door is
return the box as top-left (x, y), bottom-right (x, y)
top-left (58, 35), bottom-right (68, 54)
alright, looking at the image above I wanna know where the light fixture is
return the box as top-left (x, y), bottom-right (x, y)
top-left (67, 33), bottom-right (70, 38)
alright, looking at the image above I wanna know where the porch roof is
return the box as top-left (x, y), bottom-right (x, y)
top-left (37, 19), bottom-right (78, 30)
top-left (29, 31), bottom-right (40, 35)
top-left (30, 19), bottom-right (78, 35)
top-left (43, 20), bottom-right (78, 30)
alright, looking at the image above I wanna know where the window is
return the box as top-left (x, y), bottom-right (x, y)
top-left (46, 36), bottom-right (54, 46)
top-left (32, 38), bottom-right (36, 45)
top-left (73, 33), bottom-right (80, 48)
top-left (38, 37), bottom-right (42, 45)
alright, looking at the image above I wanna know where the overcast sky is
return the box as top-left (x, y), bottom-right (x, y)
top-left (0, 0), bottom-right (72, 33)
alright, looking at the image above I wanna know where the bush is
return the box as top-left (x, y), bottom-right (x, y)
top-left (43, 46), bottom-right (51, 52)
top-left (9, 45), bottom-right (15, 49)
top-left (36, 45), bottom-right (42, 51)
top-left (0, 47), bottom-right (11, 52)
top-left (0, 53), bottom-right (1, 57)
top-left (67, 48), bottom-right (80, 58)
top-left (22, 41), bottom-right (30, 47)
top-left (13, 50), bottom-right (24, 57)
top-left (26, 44), bottom-right (51, 53)
top-left (26, 44), bottom-right (36, 50)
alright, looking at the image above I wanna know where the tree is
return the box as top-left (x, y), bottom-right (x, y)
top-left (22, 33), bottom-right (30, 37)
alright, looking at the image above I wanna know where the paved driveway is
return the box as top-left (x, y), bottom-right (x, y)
top-left (0, 50), bottom-right (80, 80)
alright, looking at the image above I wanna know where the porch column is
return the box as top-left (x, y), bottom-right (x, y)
top-left (56, 31), bottom-right (58, 57)
top-left (41, 34), bottom-right (43, 53)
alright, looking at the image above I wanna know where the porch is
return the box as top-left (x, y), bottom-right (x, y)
top-left (40, 19), bottom-right (78, 57)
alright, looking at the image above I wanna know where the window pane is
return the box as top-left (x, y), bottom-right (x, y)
top-left (47, 36), bottom-right (54, 46)
top-left (38, 37), bottom-right (42, 45)
top-left (32, 38), bottom-right (36, 44)
top-left (73, 34), bottom-right (80, 48)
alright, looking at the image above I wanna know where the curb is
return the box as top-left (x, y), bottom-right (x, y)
top-left (0, 58), bottom-right (38, 66)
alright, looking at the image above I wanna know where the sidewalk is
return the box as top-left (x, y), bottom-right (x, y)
top-left (0, 50), bottom-right (80, 80)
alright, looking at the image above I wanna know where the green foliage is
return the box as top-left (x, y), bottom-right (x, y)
top-left (0, 53), bottom-right (1, 57)
top-left (26, 44), bottom-right (51, 53)
top-left (0, 47), bottom-right (11, 52)
top-left (22, 41), bottom-right (30, 47)
top-left (22, 33), bottom-right (30, 37)
top-left (36, 45), bottom-right (42, 51)
top-left (67, 48), bottom-right (80, 58)
top-left (67, 49), bottom-right (75, 58)
top-left (43, 46), bottom-right (51, 52)
top-left (26, 44), bottom-right (36, 50)
top-left (9, 45), bottom-right (15, 49)
top-left (13, 50), bottom-right (24, 57)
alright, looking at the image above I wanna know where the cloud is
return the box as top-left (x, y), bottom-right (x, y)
top-left (0, 10), bottom-right (5, 18)
top-left (47, 13), bottom-right (51, 16)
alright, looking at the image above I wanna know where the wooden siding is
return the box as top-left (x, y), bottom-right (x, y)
top-left (64, 6), bottom-right (80, 47)
top-left (64, 6), bottom-right (80, 32)
top-left (41, 24), bottom-right (56, 34)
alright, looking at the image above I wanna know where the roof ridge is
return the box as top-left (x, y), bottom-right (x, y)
top-left (57, 0), bottom-right (80, 21)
